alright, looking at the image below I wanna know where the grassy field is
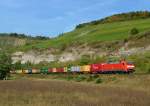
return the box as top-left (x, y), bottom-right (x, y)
top-left (1, 74), bottom-right (150, 106)
top-left (13, 18), bottom-right (150, 51)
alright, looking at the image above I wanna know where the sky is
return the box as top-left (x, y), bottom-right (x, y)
top-left (0, 0), bottom-right (150, 37)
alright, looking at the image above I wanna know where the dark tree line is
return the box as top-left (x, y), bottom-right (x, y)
top-left (76, 11), bottom-right (150, 29)
top-left (0, 33), bottom-right (50, 40)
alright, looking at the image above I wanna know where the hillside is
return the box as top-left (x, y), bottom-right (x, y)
top-left (11, 12), bottom-right (150, 52)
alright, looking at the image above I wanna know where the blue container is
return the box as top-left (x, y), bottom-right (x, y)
top-left (71, 66), bottom-right (80, 72)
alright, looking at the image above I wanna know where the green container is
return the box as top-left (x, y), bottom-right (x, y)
top-left (67, 66), bottom-right (71, 72)
top-left (40, 68), bottom-right (48, 74)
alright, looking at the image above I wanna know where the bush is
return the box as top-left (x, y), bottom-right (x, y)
top-left (130, 28), bottom-right (139, 35)
top-left (75, 75), bottom-right (86, 82)
top-left (95, 78), bottom-right (103, 84)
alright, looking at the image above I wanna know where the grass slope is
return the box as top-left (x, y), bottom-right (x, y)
top-left (15, 18), bottom-right (150, 52)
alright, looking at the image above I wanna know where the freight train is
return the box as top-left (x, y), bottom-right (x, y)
top-left (12, 60), bottom-right (135, 74)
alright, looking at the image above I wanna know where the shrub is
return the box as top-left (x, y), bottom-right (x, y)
top-left (130, 28), bottom-right (139, 35)
top-left (95, 78), bottom-right (103, 84)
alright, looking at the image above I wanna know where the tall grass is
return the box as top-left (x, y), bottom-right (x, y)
top-left (0, 78), bottom-right (150, 106)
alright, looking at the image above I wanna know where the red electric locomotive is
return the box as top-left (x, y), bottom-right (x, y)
top-left (91, 60), bottom-right (135, 73)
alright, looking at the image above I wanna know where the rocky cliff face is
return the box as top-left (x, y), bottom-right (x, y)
top-left (12, 51), bottom-right (80, 64)
top-left (12, 45), bottom-right (150, 64)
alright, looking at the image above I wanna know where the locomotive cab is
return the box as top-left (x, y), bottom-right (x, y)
top-left (126, 62), bottom-right (135, 72)
top-left (121, 60), bottom-right (135, 73)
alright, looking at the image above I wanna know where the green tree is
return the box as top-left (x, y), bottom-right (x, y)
top-left (0, 51), bottom-right (12, 80)
top-left (13, 61), bottom-right (22, 70)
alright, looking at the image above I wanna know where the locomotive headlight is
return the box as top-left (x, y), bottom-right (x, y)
top-left (127, 65), bottom-right (135, 68)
